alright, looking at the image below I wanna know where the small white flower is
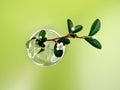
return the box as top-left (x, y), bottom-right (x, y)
top-left (40, 36), bottom-right (42, 39)
top-left (56, 42), bottom-right (65, 51)
top-left (71, 27), bottom-right (75, 31)
top-left (92, 35), bottom-right (96, 39)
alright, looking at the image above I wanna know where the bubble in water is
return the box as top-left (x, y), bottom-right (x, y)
top-left (26, 29), bottom-right (65, 67)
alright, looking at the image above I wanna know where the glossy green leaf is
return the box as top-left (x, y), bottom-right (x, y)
top-left (54, 43), bottom-right (63, 57)
top-left (26, 37), bottom-right (36, 48)
top-left (89, 19), bottom-right (101, 36)
top-left (85, 38), bottom-right (102, 49)
top-left (37, 48), bottom-right (45, 54)
top-left (57, 38), bottom-right (70, 45)
top-left (72, 25), bottom-right (83, 33)
top-left (70, 33), bottom-right (77, 38)
top-left (38, 41), bottom-right (45, 47)
top-left (39, 30), bottom-right (46, 37)
top-left (67, 19), bottom-right (73, 33)
top-left (42, 37), bottom-right (47, 42)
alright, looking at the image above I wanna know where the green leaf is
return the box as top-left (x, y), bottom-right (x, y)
top-left (57, 38), bottom-right (70, 45)
top-left (85, 38), bottom-right (102, 49)
top-left (37, 48), bottom-right (45, 54)
top-left (40, 48), bottom-right (45, 52)
top-left (38, 41), bottom-right (45, 47)
top-left (41, 44), bottom-right (45, 47)
top-left (39, 48), bottom-right (45, 53)
top-left (26, 37), bottom-right (36, 48)
top-left (54, 43), bottom-right (63, 57)
top-left (67, 19), bottom-right (73, 33)
top-left (89, 19), bottom-right (101, 36)
top-left (31, 37), bottom-right (36, 40)
top-left (39, 30), bottom-right (46, 37)
top-left (72, 25), bottom-right (83, 33)
top-left (42, 37), bottom-right (47, 42)
top-left (70, 33), bottom-right (77, 38)
top-left (26, 40), bottom-right (31, 48)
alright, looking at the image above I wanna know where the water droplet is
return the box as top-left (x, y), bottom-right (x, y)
top-left (26, 29), bottom-right (65, 67)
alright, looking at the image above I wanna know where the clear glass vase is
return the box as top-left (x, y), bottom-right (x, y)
top-left (26, 29), bottom-right (65, 67)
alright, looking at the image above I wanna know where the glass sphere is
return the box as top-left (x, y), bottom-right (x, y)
top-left (26, 29), bottom-right (65, 67)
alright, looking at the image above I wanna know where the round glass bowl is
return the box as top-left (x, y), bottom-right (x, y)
top-left (26, 29), bottom-right (65, 67)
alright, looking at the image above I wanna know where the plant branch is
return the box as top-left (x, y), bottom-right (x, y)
top-left (45, 33), bottom-right (87, 42)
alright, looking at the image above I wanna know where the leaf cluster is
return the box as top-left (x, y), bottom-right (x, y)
top-left (37, 30), bottom-right (47, 53)
top-left (54, 38), bottom-right (70, 57)
top-left (67, 19), bottom-right (83, 37)
top-left (85, 19), bottom-right (102, 49)
top-left (26, 18), bottom-right (102, 58)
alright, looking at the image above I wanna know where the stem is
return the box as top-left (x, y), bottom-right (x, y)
top-left (75, 35), bottom-right (87, 39)
top-left (45, 33), bottom-right (87, 42)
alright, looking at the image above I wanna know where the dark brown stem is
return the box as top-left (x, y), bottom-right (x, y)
top-left (45, 33), bottom-right (87, 42)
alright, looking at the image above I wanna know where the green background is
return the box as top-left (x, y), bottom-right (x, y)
top-left (0, 0), bottom-right (120, 90)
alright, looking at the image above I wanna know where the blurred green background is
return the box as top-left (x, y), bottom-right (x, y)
top-left (0, 0), bottom-right (120, 90)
